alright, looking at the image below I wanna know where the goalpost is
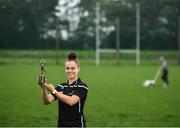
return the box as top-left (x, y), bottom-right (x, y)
top-left (95, 2), bottom-right (140, 65)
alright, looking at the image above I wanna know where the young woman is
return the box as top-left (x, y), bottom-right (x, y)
top-left (39, 52), bottom-right (88, 127)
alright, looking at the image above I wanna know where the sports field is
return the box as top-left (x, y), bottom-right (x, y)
top-left (0, 64), bottom-right (180, 127)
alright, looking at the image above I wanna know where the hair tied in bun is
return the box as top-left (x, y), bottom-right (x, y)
top-left (68, 52), bottom-right (77, 60)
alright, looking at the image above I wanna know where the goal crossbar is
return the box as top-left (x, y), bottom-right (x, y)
top-left (100, 49), bottom-right (137, 53)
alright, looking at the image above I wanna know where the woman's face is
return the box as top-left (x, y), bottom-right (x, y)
top-left (65, 61), bottom-right (79, 80)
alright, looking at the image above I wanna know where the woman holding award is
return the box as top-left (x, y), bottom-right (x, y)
top-left (38, 52), bottom-right (88, 127)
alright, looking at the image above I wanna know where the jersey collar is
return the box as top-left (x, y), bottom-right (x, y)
top-left (67, 78), bottom-right (81, 86)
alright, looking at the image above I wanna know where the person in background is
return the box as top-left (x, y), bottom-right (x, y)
top-left (160, 56), bottom-right (169, 87)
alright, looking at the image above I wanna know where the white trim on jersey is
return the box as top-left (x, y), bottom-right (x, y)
top-left (64, 84), bottom-right (88, 90)
top-left (57, 84), bottom-right (63, 87)
top-left (81, 115), bottom-right (84, 127)
top-left (77, 85), bottom-right (88, 90)
top-left (79, 101), bottom-right (84, 127)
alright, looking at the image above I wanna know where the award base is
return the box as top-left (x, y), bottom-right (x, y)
top-left (38, 75), bottom-right (45, 85)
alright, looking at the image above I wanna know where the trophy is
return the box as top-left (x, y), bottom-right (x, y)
top-left (38, 59), bottom-right (46, 85)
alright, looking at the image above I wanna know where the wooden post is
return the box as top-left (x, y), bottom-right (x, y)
top-left (95, 2), bottom-right (100, 66)
top-left (178, 16), bottom-right (180, 65)
top-left (136, 2), bottom-right (140, 65)
top-left (55, 18), bottom-right (60, 65)
top-left (116, 17), bottom-right (120, 64)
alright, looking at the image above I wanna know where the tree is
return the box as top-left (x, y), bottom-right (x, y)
top-left (0, 0), bottom-right (180, 51)
top-left (0, 0), bottom-right (58, 49)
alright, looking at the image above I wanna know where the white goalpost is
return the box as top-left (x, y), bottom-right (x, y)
top-left (95, 2), bottom-right (140, 65)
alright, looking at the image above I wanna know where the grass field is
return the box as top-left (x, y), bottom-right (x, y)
top-left (0, 63), bottom-right (180, 127)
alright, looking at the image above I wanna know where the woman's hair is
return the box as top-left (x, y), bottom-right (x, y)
top-left (67, 52), bottom-right (80, 67)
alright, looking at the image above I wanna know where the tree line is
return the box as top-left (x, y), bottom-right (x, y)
top-left (0, 0), bottom-right (180, 50)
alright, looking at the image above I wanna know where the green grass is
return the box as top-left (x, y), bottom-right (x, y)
top-left (0, 64), bottom-right (180, 127)
top-left (0, 50), bottom-right (178, 65)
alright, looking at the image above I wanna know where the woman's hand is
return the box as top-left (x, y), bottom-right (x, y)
top-left (44, 83), bottom-right (55, 93)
